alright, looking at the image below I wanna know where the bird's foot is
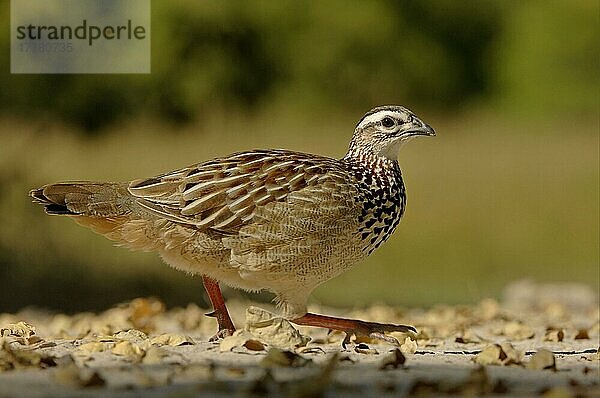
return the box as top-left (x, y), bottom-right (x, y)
top-left (201, 276), bottom-right (236, 342)
top-left (337, 320), bottom-right (415, 348)
top-left (292, 312), bottom-right (416, 349)
top-left (208, 327), bottom-right (235, 342)
top-left (205, 309), bottom-right (236, 342)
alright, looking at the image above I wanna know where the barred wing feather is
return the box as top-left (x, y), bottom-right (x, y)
top-left (127, 150), bottom-right (353, 235)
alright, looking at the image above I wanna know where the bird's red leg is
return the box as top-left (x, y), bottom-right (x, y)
top-left (291, 312), bottom-right (416, 348)
top-left (202, 276), bottom-right (236, 341)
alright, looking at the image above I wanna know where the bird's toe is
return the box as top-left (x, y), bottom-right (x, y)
top-left (208, 328), bottom-right (235, 342)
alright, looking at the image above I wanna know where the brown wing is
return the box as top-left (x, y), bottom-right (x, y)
top-left (127, 150), bottom-right (344, 235)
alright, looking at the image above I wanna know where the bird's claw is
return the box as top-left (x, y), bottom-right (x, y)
top-left (204, 309), bottom-right (236, 341)
top-left (339, 321), bottom-right (416, 349)
top-left (368, 332), bottom-right (401, 346)
top-left (208, 328), bottom-right (235, 342)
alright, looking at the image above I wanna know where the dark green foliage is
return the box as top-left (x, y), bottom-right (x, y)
top-left (0, 1), bottom-right (597, 132)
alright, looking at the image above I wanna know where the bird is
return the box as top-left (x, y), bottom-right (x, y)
top-left (30, 105), bottom-right (435, 346)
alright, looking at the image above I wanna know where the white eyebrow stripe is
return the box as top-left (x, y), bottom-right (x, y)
top-left (357, 111), bottom-right (402, 129)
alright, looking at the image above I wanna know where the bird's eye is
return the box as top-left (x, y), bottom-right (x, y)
top-left (381, 117), bottom-right (395, 128)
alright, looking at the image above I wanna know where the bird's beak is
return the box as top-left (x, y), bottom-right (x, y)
top-left (400, 122), bottom-right (436, 139)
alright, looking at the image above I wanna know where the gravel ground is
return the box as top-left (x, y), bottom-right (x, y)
top-left (0, 281), bottom-right (598, 397)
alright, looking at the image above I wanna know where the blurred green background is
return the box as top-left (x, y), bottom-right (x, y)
top-left (1, 1), bottom-right (598, 313)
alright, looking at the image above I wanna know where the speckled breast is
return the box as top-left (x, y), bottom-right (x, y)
top-left (344, 156), bottom-right (406, 255)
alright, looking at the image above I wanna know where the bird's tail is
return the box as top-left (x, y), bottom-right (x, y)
top-left (30, 182), bottom-right (158, 250)
top-left (29, 182), bottom-right (131, 217)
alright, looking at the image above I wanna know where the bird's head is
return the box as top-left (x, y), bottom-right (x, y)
top-left (346, 105), bottom-right (435, 160)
